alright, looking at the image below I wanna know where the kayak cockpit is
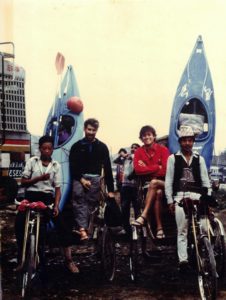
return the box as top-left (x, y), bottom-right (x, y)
top-left (177, 97), bottom-right (209, 141)
top-left (45, 114), bottom-right (77, 148)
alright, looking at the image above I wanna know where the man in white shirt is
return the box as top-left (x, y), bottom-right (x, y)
top-left (165, 125), bottom-right (211, 271)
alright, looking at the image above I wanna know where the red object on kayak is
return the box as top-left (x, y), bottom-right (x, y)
top-left (67, 96), bottom-right (83, 114)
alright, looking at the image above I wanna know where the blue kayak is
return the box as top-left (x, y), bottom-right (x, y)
top-left (44, 65), bottom-right (84, 210)
top-left (168, 35), bottom-right (215, 169)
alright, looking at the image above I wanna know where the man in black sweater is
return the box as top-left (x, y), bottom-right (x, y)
top-left (69, 118), bottom-right (114, 240)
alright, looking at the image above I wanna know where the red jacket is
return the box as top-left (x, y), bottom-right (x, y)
top-left (134, 143), bottom-right (170, 178)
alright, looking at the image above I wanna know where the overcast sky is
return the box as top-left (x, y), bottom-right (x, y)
top-left (2, 0), bottom-right (226, 154)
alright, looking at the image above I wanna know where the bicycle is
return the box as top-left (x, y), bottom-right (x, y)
top-left (15, 199), bottom-right (53, 299)
top-left (82, 175), bottom-right (117, 282)
top-left (179, 197), bottom-right (218, 300)
top-left (129, 179), bottom-right (160, 282)
top-left (208, 209), bottom-right (225, 279)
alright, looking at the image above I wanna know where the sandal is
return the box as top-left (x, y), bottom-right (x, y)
top-left (65, 260), bottom-right (80, 274)
top-left (79, 228), bottom-right (88, 241)
top-left (156, 228), bottom-right (166, 239)
top-left (131, 215), bottom-right (146, 227)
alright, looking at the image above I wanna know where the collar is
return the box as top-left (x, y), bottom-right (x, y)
top-left (37, 160), bottom-right (54, 174)
top-left (175, 150), bottom-right (199, 165)
top-left (175, 150), bottom-right (199, 158)
top-left (143, 142), bottom-right (158, 151)
top-left (81, 137), bottom-right (97, 144)
top-left (33, 156), bottom-right (57, 168)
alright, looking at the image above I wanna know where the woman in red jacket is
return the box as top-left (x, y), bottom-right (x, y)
top-left (132, 125), bottom-right (169, 239)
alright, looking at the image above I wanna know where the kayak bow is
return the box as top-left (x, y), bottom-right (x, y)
top-left (168, 35), bottom-right (215, 169)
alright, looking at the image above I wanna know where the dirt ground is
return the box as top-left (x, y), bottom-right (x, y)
top-left (1, 205), bottom-right (226, 300)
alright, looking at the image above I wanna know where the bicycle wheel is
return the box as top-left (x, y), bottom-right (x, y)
top-left (21, 234), bottom-right (36, 298)
top-left (129, 225), bottom-right (140, 282)
top-left (141, 232), bottom-right (148, 258)
top-left (197, 236), bottom-right (217, 300)
top-left (212, 220), bottom-right (225, 278)
top-left (188, 225), bottom-right (197, 267)
top-left (101, 226), bottom-right (116, 282)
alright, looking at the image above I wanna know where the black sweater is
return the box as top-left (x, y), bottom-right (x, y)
top-left (69, 138), bottom-right (114, 193)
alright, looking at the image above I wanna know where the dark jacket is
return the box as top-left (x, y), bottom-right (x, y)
top-left (69, 138), bottom-right (114, 193)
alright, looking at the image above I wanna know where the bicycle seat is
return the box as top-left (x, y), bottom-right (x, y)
top-left (179, 198), bottom-right (200, 207)
top-left (16, 199), bottom-right (48, 211)
top-left (17, 199), bottom-right (29, 211)
top-left (29, 201), bottom-right (47, 210)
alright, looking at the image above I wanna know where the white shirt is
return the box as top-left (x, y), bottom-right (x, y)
top-left (122, 154), bottom-right (137, 187)
top-left (165, 151), bottom-right (211, 204)
top-left (22, 156), bottom-right (61, 194)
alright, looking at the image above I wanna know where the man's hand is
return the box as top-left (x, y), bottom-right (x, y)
top-left (138, 160), bottom-right (146, 167)
top-left (80, 178), bottom-right (91, 190)
top-left (53, 205), bottom-right (59, 217)
top-left (168, 203), bottom-right (175, 214)
top-left (39, 173), bottom-right (50, 181)
top-left (107, 192), bottom-right (115, 198)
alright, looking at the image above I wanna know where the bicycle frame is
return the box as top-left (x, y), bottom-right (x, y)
top-left (21, 209), bottom-right (41, 270)
top-left (180, 197), bottom-right (218, 300)
top-left (183, 198), bottom-right (220, 247)
top-left (15, 199), bottom-right (51, 269)
top-left (15, 199), bottom-right (53, 298)
top-left (189, 202), bottom-right (207, 270)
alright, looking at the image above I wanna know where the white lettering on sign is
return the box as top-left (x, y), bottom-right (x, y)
top-left (0, 60), bottom-right (25, 77)
top-left (8, 162), bottom-right (25, 178)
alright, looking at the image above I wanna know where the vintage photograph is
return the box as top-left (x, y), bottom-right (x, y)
top-left (1, 1), bottom-right (226, 299)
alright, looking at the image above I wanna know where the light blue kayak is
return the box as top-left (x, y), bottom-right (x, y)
top-left (168, 35), bottom-right (215, 169)
top-left (44, 65), bottom-right (84, 210)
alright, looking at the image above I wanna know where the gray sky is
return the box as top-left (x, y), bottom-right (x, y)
top-left (2, 0), bottom-right (226, 154)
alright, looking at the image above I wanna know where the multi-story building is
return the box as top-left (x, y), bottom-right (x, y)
top-left (0, 43), bottom-right (30, 202)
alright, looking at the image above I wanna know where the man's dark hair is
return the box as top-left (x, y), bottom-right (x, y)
top-left (131, 143), bottom-right (140, 148)
top-left (118, 148), bottom-right (127, 154)
top-left (39, 135), bottom-right (54, 147)
top-left (139, 125), bottom-right (156, 139)
top-left (84, 118), bottom-right (99, 130)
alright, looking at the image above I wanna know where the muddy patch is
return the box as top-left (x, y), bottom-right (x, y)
top-left (1, 205), bottom-right (226, 299)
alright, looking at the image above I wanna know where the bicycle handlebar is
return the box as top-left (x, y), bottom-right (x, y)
top-left (178, 197), bottom-right (211, 219)
top-left (178, 198), bottom-right (200, 207)
top-left (15, 199), bottom-right (54, 212)
top-left (178, 194), bottom-right (217, 209)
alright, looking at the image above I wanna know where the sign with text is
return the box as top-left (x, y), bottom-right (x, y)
top-left (8, 162), bottom-right (25, 178)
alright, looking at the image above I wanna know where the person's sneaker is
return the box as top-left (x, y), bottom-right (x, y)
top-left (65, 260), bottom-right (79, 274)
top-left (178, 261), bottom-right (191, 273)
